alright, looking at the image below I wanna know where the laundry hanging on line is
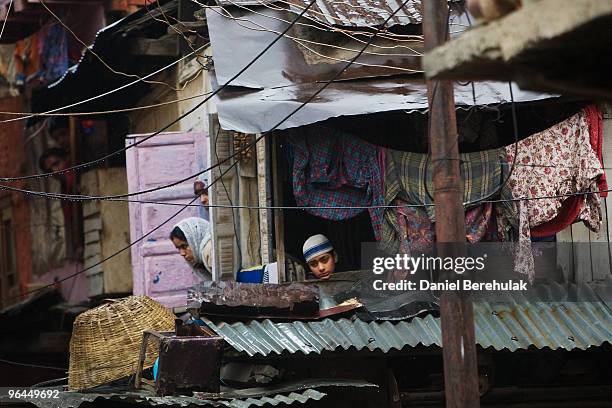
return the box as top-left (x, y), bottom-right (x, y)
top-left (288, 125), bottom-right (385, 240)
top-left (501, 107), bottom-right (605, 283)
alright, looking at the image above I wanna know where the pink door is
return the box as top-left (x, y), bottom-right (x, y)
top-left (126, 132), bottom-right (208, 308)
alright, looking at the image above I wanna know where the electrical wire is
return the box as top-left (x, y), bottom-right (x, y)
top-left (39, 0), bottom-right (193, 92)
top-left (0, 0), bottom-right (323, 302)
top-left (2, 0), bottom-right (415, 303)
top-left (16, 186), bottom-right (612, 210)
top-left (232, 0), bottom-right (419, 46)
top-left (0, 357), bottom-right (67, 372)
top-left (203, 3), bottom-right (423, 69)
top-left (231, 0), bottom-right (423, 42)
top-left (0, 0), bottom-right (13, 41)
top-left (208, 5), bottom-right (423, 72)
top-left (0, 0), bottom-right (318, 182)
top-left (0, 43), bottom-right (208, 125)
top-left (146, 0), bottom-right (210, 71)
top-left (192, 0), bottom-right (423, 44)
top-left (0, 90), bottom-right (212, 117)
top-left (31, 377), bottom-right (68, 388)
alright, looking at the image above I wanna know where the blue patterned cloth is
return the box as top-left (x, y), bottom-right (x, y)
top-left (41, 24), bottom-right (68, 84)
top-left (289, 125), bottom-right (384, 239)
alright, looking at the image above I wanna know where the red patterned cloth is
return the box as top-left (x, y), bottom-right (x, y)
top-left (505, 109), bottom-right (604, 282)
top-left (586, 105), bottom-right (608, 197)
top-left (531, 106), bottom-right (607, 237)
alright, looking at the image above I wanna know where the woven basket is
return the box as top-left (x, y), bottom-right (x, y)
top-left (68, 296), bottom-right (175, 391)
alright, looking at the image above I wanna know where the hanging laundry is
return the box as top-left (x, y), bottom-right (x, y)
top-left (531, 106), bottom-right (607, 237)
top-left (585, 105), bottom-right (608, 196)
top-left (14, 24), bottom-right (69, 86)
top-left (502, 109), bottom-right (604, 283)
top-left (41, 24), bottom-right (69, 84)
top-left (394, 200), bottom-right (493, 255)
top-left (289, 125), bottom-right (384, 239)
top-left (15, 31), bottom-right (42, 85)
top-left (0, 44), bottom-right (18, 98)
top-left (381, 147), bottom-right (513, 253)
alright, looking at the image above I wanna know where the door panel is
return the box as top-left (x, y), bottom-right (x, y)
top-left (126, 132), bottom-right (208, 308)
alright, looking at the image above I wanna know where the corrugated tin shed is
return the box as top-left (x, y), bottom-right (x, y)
top-left (12, 380), bottom-right (377, 408)
top-left (204, 283), bottom-right (612, 355)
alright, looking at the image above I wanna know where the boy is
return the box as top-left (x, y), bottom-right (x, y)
top-left (302, 234), bottom-right (337, 280)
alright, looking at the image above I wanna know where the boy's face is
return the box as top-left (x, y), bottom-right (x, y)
top-left (44, 155), bottom-right (68, 173)
top-left (307, 251), bottom-right (335, 280)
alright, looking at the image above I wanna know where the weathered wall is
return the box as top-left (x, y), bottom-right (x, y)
top-left (128, 50), bottom-right (213, 134)
top-left (0, 96), bottom-right (33, 297)
top-left (80, 168), bottom-right (132, 297)
top-left (557, 104), bottom-right (612, 282)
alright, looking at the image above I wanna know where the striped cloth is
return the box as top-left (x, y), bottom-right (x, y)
top-left (289, 126), bottom-right (384, 239)
top-left (382, 148), bottom-right (516, 252)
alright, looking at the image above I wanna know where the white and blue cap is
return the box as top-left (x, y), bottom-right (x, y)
top-left (303, 234), bottom-right (333, 263)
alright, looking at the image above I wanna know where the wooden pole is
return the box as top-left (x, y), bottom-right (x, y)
top-left (423, 1), bottom-right (480, 407)
top-left (271, 134), bottom-right (286, 282)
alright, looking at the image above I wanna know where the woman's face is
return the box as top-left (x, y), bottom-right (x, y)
top-left (172, 237), bottom-right (195, 264)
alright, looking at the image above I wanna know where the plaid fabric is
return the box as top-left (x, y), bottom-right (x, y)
top-left (382, 148), bottom-right (515, 252)
top-left (289, 126), bottom-right (384, 239)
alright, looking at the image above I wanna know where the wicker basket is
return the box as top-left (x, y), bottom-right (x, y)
top-left (68, 296), bottom-right (175, 391)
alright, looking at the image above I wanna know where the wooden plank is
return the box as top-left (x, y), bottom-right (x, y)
top-left (82, 201), bottom-right (100, 219)
top-left (256, 135), bottom-right (271, 264)
top-left (84, 230), bottom-right (101, 245)
top-left (84, 254), bottom-right (102, 270)
top-left (99, 168), bottom-right (133, 294)
top-left (83, 217), bottom-right (102, 233)
top-left (88, 271), bottom-right (104, 297)
top-left (84, 242), bottom-right (101, 260)
top-left (272, 134), bottom-right (285, 282)
top-left (571, 223), bottom-right (593, 283)
top-left (556, 228), bottom-right (574, 282)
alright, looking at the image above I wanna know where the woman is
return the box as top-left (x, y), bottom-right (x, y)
top-left (169, 217), bottom-right (213, 280)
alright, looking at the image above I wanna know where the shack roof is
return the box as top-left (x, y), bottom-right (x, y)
top-left (203, 282), bottom-right (612, 355)
top-left (203, 1), bottom-right (556, 133)
top-left (12, 380), bottom-right (377, 408)
top-left (214, 0), bottom-right (426, 28)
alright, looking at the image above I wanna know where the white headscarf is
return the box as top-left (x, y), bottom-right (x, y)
top-left (195, 172), bottom-right (211, 187)
top-left (174, 217), bottom-right (212, 276)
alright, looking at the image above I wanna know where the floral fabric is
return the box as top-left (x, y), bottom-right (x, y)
top-left (395, 200), bottom-right (492, 256)
top-left (505, 109), bottom-right (604, 283)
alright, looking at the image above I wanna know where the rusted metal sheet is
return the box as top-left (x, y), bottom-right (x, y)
top-left (8, 386), bottom-right (328, 408)
top-left (188, 281), bottom-right (320, 317)
top-left (135, 330), bottom-right (224, 396)
top-left (206, 6), bottom-right (422, 90)
top-left (215, 0), bottom-right (424, 28)
top-left (203, 283), bottom-right (612, 356)
top-left (156, 335), bottom-right (224, 396)
top-left (194, 379), bottom-right (378, 400)
top-left (205, 4), bottom-right (554, 133)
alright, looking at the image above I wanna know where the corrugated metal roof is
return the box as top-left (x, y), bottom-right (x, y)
top-left (10, 388), bottom-right (327, 408)
top-left (216, 0), bottom-right (424, 27)
top-left (204, 284), bottom-right (612, 355)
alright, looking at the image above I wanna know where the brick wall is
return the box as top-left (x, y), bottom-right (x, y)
top-left (0, 96), bottom-right (33, 295)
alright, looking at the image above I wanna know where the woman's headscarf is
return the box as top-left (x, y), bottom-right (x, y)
top-left (194, 172), bottom-right (210, 195)
top-left (174, 217), bottom-right (212, 276)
